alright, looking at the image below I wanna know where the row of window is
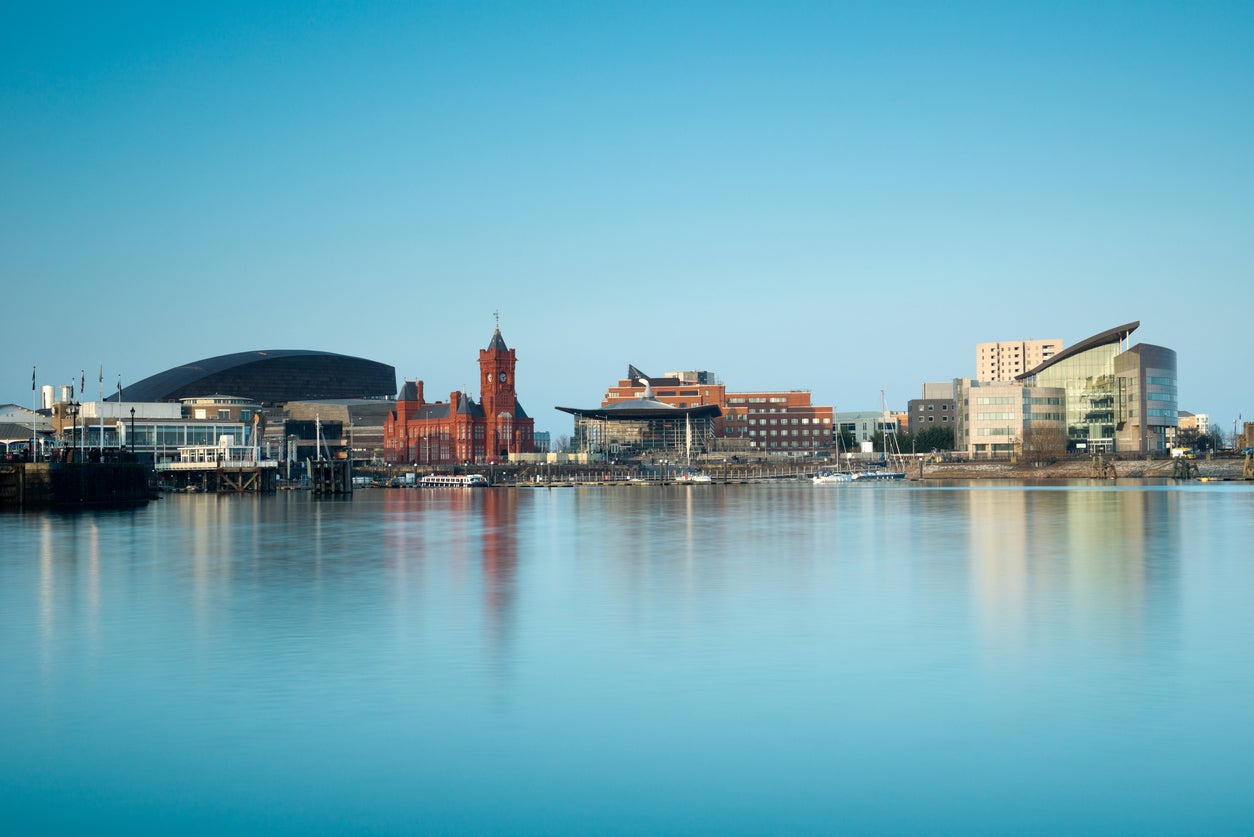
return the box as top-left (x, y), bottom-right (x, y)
top-left (750, 441), bottom-right (815, 448)
top-left (730, 417), bottom-right (831, 426)
top-left (745, 429), bottom-right (826, 437)
top-left (728, 408), bottom-right (822, 416)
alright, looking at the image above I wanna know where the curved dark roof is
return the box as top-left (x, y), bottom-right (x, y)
top-left (555, 401), bottom-right (722, 421)
top-left (1016, 321), bottom-right (1139, 381)
top-left (114, 350), bottom-right (396, 404)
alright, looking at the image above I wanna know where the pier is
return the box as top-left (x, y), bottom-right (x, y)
top-left (155, 443), bottom-right (278, 494)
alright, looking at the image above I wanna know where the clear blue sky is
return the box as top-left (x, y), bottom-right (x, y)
top-left (3, 2), bottom-right (1251, 437)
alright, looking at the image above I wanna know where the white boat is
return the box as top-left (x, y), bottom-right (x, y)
top-left (849, 468), bottom-right (905, 481)
top-left (675, 470), bottom-right (712, 483)
top-left (812, 469), bottom-right (852, 484)
top-left (419, 473), bottom-right (488, 488)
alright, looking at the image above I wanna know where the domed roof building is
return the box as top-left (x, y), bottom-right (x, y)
top-left (114, 350), bottom-right (396, 405)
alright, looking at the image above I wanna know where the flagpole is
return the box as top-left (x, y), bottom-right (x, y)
top-left (98, 362), bottom-right (104, 455)
top-left (31, 366), bottom-right (37, 463)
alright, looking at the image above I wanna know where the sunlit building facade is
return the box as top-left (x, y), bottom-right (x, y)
top-left (602, 366), bottom-right (833, 455)
top-left (1014, 321), bottom-right (1177, 455)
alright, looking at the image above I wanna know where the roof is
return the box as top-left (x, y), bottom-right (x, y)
top-left (487, 328), bottom-right (509, 352)
top-left (624, 364), bottom-right (681, 386)
top-left (555, 400), bottom-right (722, 421)
top-left (113, 349), bottom-right (396, 404)
top-left (1016, 321), bottom-right (1139, 381)
top-left (0, 422), bottom-right (52, 442)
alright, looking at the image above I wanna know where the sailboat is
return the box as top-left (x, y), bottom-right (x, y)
top-left (813, 420), bottom-right (853, 483)
top-left (850, 392), bottom-right (906, 481)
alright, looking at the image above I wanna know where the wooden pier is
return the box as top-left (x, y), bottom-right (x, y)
top-left (155, 443), bottom-right (278, 494)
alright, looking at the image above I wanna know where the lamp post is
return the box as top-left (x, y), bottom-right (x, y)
top-left (66, 401), bottom-right (79, 461)
top-left (130, 407), bottom-right (136, 458)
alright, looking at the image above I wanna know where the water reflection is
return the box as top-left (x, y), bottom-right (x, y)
top-left (4, 482), bottom-right (1254, 834)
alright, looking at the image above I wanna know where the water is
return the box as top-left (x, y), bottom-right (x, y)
top-left (3, 482), bottom-right (1253, 834)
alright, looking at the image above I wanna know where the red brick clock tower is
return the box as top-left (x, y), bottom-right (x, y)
top-left (480, 317), bottom-right (519, 458)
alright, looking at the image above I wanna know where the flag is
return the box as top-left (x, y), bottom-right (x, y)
top-left (32, 366), bottom-right (36, 391)
top-left (117, 375), bottom-right (122, 397)
top-left (98, 363), bottom-right (103, 384)
top-left (81, 370), bottom-right (85, 394)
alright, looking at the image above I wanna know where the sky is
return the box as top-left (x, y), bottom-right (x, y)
top-left (3, 1), bottom-right (1252, 438)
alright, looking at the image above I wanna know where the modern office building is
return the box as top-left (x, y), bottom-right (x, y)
top-left (834, 411), bottom-right (898, 446)
top-left (382, 325), bottom-right (536, 464)
top-left (907, 382), bottom-right (957, 434)
top-left (1113, 344), bottom-right (1179, 455)
top-left (976, 338), bottom-right (1064, 382)
top-left (556, 385), bottom-right (722, 459)
top-left (1011, 321), bottom-right (1177, 455)
top-left (601, 366), bottom-right (833, 455)
top-left (953, 379), bottom-right (1067, 458)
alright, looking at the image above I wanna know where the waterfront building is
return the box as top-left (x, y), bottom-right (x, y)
top-left (834, 411), bottom-right (898, 446)
top-left (953, 379), bottom-right (1067, 459)
top-left (907, 382), bottom-right (957, 435)
top-left (48, 398), bottom-right (253, 464)
top-left (1014, 321), bottom-right (1176, 455)
top-left (602, 366), bottom-right (833, 455)
top-left (282, 398), bottom-right (397, 464)
top-left (115, 349), bottom-right (396, 405)
top-left (382, 325), bottom-right (536, 465)
top-left (976, 338), bottom-right (1063, 382)
top-left (556, 386), bottom-right (722, 459)
top-left (1114, 344), bottom-right (1179, 455)
top-left (1177, 411), bottom-right (1210, 435)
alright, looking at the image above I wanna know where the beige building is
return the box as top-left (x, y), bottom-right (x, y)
top-left (976, 338), bottom-right (1063, 382)
top-left (955, 378), bottom-right (1067, 459)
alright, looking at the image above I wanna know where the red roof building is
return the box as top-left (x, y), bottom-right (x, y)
top-left (383, 326), bottom-right (536, 464)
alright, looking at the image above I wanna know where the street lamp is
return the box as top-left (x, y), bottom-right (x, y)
top-left (130, 407), bottom-right (136, 458)
top-left (66, 401), bottom-right (80, 461)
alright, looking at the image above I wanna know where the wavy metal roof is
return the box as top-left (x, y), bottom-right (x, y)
top-left (1015, 321), bottom-right (1140, 381)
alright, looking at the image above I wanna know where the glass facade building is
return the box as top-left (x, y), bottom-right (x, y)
top-left (1015, 321), bottom-right (1177, 455)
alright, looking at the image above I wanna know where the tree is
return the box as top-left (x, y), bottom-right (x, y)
top-left (897, 425), bottom-right (955, 454)
top-left (1022, 426), bottom-right (1068, 464)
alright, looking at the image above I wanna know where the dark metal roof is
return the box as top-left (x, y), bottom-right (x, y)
top-left (1016, 321), bottom-right (1140, 381)
top-left (624, 364), bottom-right (681, 386)
top-left (113, 350), bottom-right (396, 404)
top-left (487, 328), bottom-right (508, 352)
top-left (555, 401), bottom-right (722, 421)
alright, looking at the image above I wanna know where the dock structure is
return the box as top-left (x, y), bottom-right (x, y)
top-left (156, 442), bottom-right (278, 493)
top-left (310, 459), bottom-right (352, 495)
top-left (1, 460), bottom-right (150, 508)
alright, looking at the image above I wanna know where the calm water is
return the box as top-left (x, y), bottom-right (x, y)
top-left (3, 482), bottom-right (1253, 835)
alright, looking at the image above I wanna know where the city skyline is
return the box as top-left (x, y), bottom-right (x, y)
top-left (3, 3), bottom-right (1251, 437)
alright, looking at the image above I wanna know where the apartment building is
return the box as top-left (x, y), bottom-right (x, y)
top-left (976, 338), bottom-right (1063, 382)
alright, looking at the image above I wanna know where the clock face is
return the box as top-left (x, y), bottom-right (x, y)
top-left (499, 373), bottom-right (507, 383)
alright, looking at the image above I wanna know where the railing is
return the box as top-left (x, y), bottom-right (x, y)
top-left (155, 445), bottom-right (279, 471)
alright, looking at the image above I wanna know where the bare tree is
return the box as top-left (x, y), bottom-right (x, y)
top-left (1022, 426), bottom-right (1068, 464)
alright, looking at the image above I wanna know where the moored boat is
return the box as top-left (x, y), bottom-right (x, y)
top-left (419, 473), bottom-right (488, 487)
